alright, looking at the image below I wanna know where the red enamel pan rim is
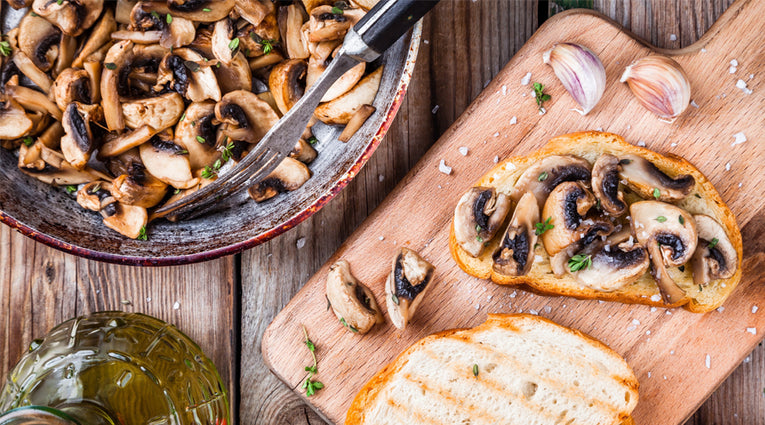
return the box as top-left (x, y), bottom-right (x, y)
top-left (0, 24), bottom-right (422, 266)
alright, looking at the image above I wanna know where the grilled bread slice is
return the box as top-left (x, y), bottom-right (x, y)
top-left (449, 131), bottom-right (742, 313)
top-left (346, 314), bottom-right (639, 425)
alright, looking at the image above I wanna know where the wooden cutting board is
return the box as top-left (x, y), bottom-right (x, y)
top-left (262, 1), bottom-right (764, 424)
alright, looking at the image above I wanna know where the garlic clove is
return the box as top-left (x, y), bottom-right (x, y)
top-left (543, 43), bottom-right (606, 115)
top-left (620, 55), bottom-right (691, 121)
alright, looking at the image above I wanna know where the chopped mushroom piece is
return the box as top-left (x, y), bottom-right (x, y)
top-left (691, 215), bottom-right (737, 286)
top-left (52, 68), bottom-right (92, 111)
top-left (235, 0), bottom-right (273, 27)
top-left (99, 125), bottom-right (157, 157)
top-left (326, 259), bottom-right (384, 334)
top-left (139, 133), bottom-right (198, 189)
top-left (103, 202), bottom-right (148, 239)
top-left (248, 157), bottom-right (311, 202)
top-left (72, 8), bottom-right (117, 68)
top-left (631, 201), bottom-right (697, 304)
top-left (493, 191), bottom-right (540, 277)
top-left (77, 181), bottom-right (118, 217)
top-left (385, 248), bottom-right (435, 330)
top-left (591, 153), bottom-right (626, 216)
top-left (214, 51), bottom-right (253, 94)
top-left (618, 154), bottom-right (695, 201)
top-left (12, 52), bottom-right (54, 92)
top-left (121, 92), bottom-right (185, 131)
top-left (32, 0), bottom-right (104, 37)
top-left (453, 186), bottom-right (512, 257)
top-left (18, 142), bottom-right (100, 185)
top-left (214, 90), bottom-right (280, 144)
top-left (5, 82), bottom-right (62, 120)
top-left (0, 97), bottom-right (34, 140)
top-left (570, 228), bottom-right (649, 292)
top-left (61, 102), bottom-right (102, 170)
top-left (281, 4), bottom-right (310, 59)
top-left (111, 162), bottom-right (168, 208)
top-left (289, 138), bottom-right (318, 164)
top-left (211, 17), bottom-right (237, 65)
top-left (338, 104), bottom-right (375, 142)
top-left (141, 0), bottom-right (236, 23)
top-left (17, 13), bottom-right (61, 73)
top-left (175, 101), bottom-right (221, 170)
top-left (509, 154), bottom-right (592, 210)
top-left (269, 59), bottom-right (307, 114)
top-left (315, 66), bottom-right (383, 125)
top-left (155, 48), bottom-right (221, 102)
top-left (307, 5), bottom-right (363, 42)
top-left (541, 182), bottom-right (612, 256)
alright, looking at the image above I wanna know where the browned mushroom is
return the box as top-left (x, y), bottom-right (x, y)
top-left (385, 248), bottom-right (435, 330)
top-left (72, 9), bottom-right (117, 68)
top-left (314, 66), bottom-right (383, 125)
top-left (214, 90), bottom-right (279, 144)
top-left (175, 101), bottom-right (221, 170)
top-left (618, 154), bottom-right (695, 202)
top-left (453, 186), bottom-right (512, 257)
top-left (52, 68), bottom-right (92, 111)
top-left (121, 92), bottom-right (185, 131)
top-left (248, 157), bottom-right (311, 202)
top-left (61, 102), bottom-right (102, 170)
top-left (32, 0), bottom-right (104, 37)
top-left (0, 96), bottom-right (33, 140)
top-left (269, 59), bottom-right (307, 114)
top-left (111, 162), bottom-right (169, 208)
top-left (492, 191), bottom-right (540, 277)
top-left (139, 132), bottom-right (198, 189)
top-left (17, 13), bottom-right (61, 73)
top-left (326, 259), bottom-right (384, 334)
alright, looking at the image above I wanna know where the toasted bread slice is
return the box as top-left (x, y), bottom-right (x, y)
top-left (449, 131), bottom-right (742, 313)
top-left (346, 314), bottom-right (639, 425)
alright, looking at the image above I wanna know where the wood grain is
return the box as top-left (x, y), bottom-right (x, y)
top-left (261, 1), bottom-right (763, 424)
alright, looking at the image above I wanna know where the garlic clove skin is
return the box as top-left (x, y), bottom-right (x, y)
top-left (543, 42), bottom-right (606, 115)
top-left (620, 55), bottom-right (691, 121)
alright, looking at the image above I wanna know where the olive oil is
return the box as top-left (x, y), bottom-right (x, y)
top-left (0, 312), bottom-right (228, 425)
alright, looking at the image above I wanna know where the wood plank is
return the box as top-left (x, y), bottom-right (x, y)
top-left (0, 225), bottom-right (237, 420)
top-left (260, 1), bottom-right (764, 424)
top-left (238, 1), bottom-right (539, 423)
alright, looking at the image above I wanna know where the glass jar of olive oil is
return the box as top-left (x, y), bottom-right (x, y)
top-left (0, 312), bottom-right (229, 425)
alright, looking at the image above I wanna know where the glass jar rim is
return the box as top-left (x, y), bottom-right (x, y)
top-left (0, 406), bottom-right (80, 425)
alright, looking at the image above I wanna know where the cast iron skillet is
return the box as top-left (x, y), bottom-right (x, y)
top-left (0, 6), bottom-right (421, 265)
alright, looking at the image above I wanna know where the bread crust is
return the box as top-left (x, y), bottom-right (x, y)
top-left (449, 131), bottom-right (742, 313)
top-left (345, 313), bottom-right (638, 425)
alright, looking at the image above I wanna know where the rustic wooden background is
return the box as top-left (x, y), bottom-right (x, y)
top-left (1, 0), bottom-right (759, 424)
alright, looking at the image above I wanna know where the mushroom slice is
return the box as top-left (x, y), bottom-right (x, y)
top-left (691, 215), bottom-right (737, 286)
top-left (281, 4), bottom-right (310, 59)
top-left (541, 181), bottom-right (609, 256)
top-left (214, 52), bottom-right (253, 94)
top-left (17, 13), bottom-right (61, 73)
top-left (307, 5), bottom-right (358, 42)
top-left (385, 248), bottom-right (435, 330)
top-left (631, 201), bottom-right (697, 303)
top-left (121, 92), bottom-right (185, 131)
top-left (161, 16), bottom-right (196, 49)
top-left (337, 104), bottom-right (375, 142)
top-left (269, 59), bottom-right (307, 115)
top-left (100, 125), bottom-right (157, 157)
top-left (453, 186), bottom-right (512, 257)
top-left (37, 121), bottom-right (65, 149)
top-left (5, 83), bottom-right (62, 120)
top-left (12, 52), bottom-right (54, 92)
top-left (155, 48), bottom-right (221, 102)
top-left (318, 54), bottom-right (365, 102)
top-left (101, 40), bottom-right (133, 131)
top-left (141, 0), bottom-right (235, 23)
top-left (52, 68), bottom-right (92, 111)
top-left (72, 8), bottom-right (117, 68)
top-left (591, 153), bottom-right (626, 216)
top-left (314, 66), bottom-right (383, 125)
top-left (175, 101), bottom-right (221, 170)
top-left (326, 259), bottom-right (384, 334)
top-left (235, 0), bottom-right (273, 26)
top-left (61, 102), bottom-right (102, 170)
top-left (289, 138), bottom-right (318, 164)
top-left (103, 202), bottom-right (148, 239)
top-left (32, 0), bottom-right (104, 37)
top-left (248, 157), bottom-right (311, 202)
top-left (570, 229), bottom-right (649, 292)
top-left (492, 191), bottom-right (540, 277)
top-left (0, 97), bottom-right (33, 140)
top-left (111, 162), bottom-right (168, 208)
top-left (509, 155), bottom-right (592, 211)
top-left (139, 133), bottom-right (198, 189)
top-left (77, 181), bottom-right (118, 215)
top-left (111, 30), bottom-right (163, 44)
top-left (618, 154), bottom-right (695, 201)
top-left (214, 90), bottom-right (279, 144)
top-left (212, 17), bottom-right (237, 65)
top-left (18, 142), bottom-right (99, 185)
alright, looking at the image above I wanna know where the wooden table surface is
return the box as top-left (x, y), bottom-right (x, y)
top-left (1, 1), bottom-right (761, 424)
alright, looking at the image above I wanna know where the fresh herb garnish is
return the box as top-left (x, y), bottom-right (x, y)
top-left (340, 317), bottom-right (358, 333)
top-left (656, 216), bottom-right (667, 223)
top-left (57, 0), bottom-right (63, 4)
top-left (65, 185), bottom-right (77, 194)
top-left (201, 166), bottom-right (217, 179)
top-left (179, 112), bottom-right (186, 122)
top-left (91, 183), bottom-right (102, 193)
top-left (150, 11), bottom-right (160, 20)
top-left (475, 224), bottom-right (482, 233)
top-left (219, 140), bottom-right (235, 162)
top-left (0, 41), bottom-right (10, 57)
top-left (184, 60), bottom-right (200, 72)
top-left (699, 284), bottom-right (703, 292)
top-left (307, 136), bottom-right (318, 145)
top-left (22, 136), bottom-right (34, 146)
top-left (250, 33), bottom-right (276, 55)
top-left (472, 364), bottom-right (479, 377)
top-left (177, 149), bottom-right (188, 155)
top-left (678, 215), bottom-right (685, 225)
top-left (476, 235), bottom-right (483, 243)
top-left (694, 193), bottom-right (702, 199)
top-left (532, 82), bottom-right (551, 112)
top-left (538, 171), bottom-right (548, 181)
top-left (708, 238), bottom-right (719, 249)
top-left (228, 37), bottom-right (240, 52)
top-left (301, 326), bottom-right (324, 397)
top-left (174, 188), bottom-right (181, 195)
top-left (196, 135), bottom-right (206, 144)
top-left (391, 293), bottom-right (400, 305)
top-left (104, 62), bottom-right (117, 70)
top-left (331, 6), bottom-right (344, 14)
top-left (652, 188), bottom-right (661, 199)
top-left (137, 226), bottom-right (148, 240)
top-left (166, 14), bottom-right (173, 24)
top-left (202, 7), bottom-right (211, 12)
top-left (535, 217), bottom-right (554, 235)
top-left (568, 254), bottom-right (592, 272)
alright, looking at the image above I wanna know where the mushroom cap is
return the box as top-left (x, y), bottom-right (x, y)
top-left (214, 51), bottom-right (253, 94)
top-left (61, 102), bottom-right (102, 170)
top-left (509, 154), bottom-right (592, 211)
top-left (453, 186), bottom-right (512, 257)
top-left (492, 191), bottom-right (540, 277)
top-left (326, 259), bottom-right (384, 334)
top-left (121, 92), bottom-right (186, 131)
top-left (235, 0), bottom-right (274, 27)
top-left (618, 154), bottom-right (695, 201)
top-left (175, 101), bottom-right (221, 170)
top-left (160, 48), bottom-right (222, 102)
top-left (691, 214), bottom-right (737, 286)
top-left (269, 59), bottom-right (307, 115)
top-left (52, 68), bottom-right (92, 111)
top-left (76, 181), bottom-right (117, 216)
top-left (591, 153), bottom-right (626, 216)
top-left (32, 0), bottom-right (104, 36)
top-left (111, 163), bottom-right (169, 209)
top-left (385, 248), bottom-right (435, 330)
top-left (103, 202), bottom-right (148, 239)
top-left (540, 181), bottom-right (608, 256)
top-left (211, 17), bottom-right (237, 65)
top-left (571, 229), bottom-right (650, 292)
top-left (17, 13), bottom-right (61, 72)
top-left (248, 157), bottom-right (311, 202)
top-left (139, 133), bottom-right (198, 189)
top-left (0, 97), bottom-right (34, 140)
top-left (214, 90), bottom-right (280, 144)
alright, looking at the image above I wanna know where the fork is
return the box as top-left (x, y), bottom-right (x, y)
top-left (155, 0), bottom-right (440, 220)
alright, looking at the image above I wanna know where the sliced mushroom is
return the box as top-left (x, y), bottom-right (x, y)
top-left (314, 65), bottom-right (383, 125)
top-left (235, 0), bottom-right (273, 26)
top-left (162, 16), bottom-right (196, 49)
top-left (99, 125), bottom-right (157, 157)
top-left (17, 13), bottom-right (61, 73)
top-left (212, 17), bottom-right (237, 65)
top-left (541, 181), bottom-right (610, 256)
top-left (453, 186), bottom-right (512, 257)
top-left (281, 4), bottom-right (310, 59)
top-left (214, 52), bottom-right (253, 94)
top-left (121, 92), bottom-right (185, 131)
top-left (37, 121), bottom-right (65, 149)
top-left (214, 90), bottom-right (280, 144)
top-left (307, 5), bottom-right (355, 42)
top-left (52, 68), bottom-right (92, 111)
top-left (18, 142), bottom-right (100, 185)
top-left (72, 8), bottom-right (117, 68)
top-left (139, 133), bottom-right (198, 189)
top-left (326, 259), bottom-right (384, 334)
top-left (61, 102), bottom-right (102, 170)
top-left (248, 157), bottom-right (311, 202)
top-left (12, 52), bottom-right (54, 92)
top-left (155, 48), bottom-right (221, 102)
top-left (101, 40), bottom-right (133, 130)
top-left (492, 191), bottom-right (539, 277)
top-left (103, 202), bottom-right (148, 239)
top-left (570, 228), bottom-right (650, 292)
top-left (32, 0), bottom-right (104, 37)
top-left (631, 201), bottom-right (697, 304)
top-left (691, 214), bottom-right (737, 286)
top-left (618, 154), bottom-right (695, 201)
top-left (174, 101), bottom-right (221, 170)
top-left (509, 155), bottom-right (592, 211)
top-left (289, 138), bottom-right (318, 164)
top-left (240, 14), bottom-right (281, 57)
top-left (269, 59), bottom-right (307, 115)
top-left (591, 153), bottom-right (626, 216)
top-left (385, 248), bottom-right (435, 330)
top-left (0, 96), bottom-right (33, 140)
top-left (5, 82), bottom-right (62, 120)
top-left (111, 162), bottom-right (168, 208)
top-left (337, 104), bottom-right (375, 142)
top-left (141, 0), bottom-right (235, 23)
top-left (317, 54), bottom-right (365, 102)
top-left (54, 35), bottom-right (77, 75)
top-left (77, 181), bottom-right (118, 218)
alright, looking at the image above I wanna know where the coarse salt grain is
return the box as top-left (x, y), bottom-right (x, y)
top-left (493, 132), bottom-right (500, 137)
top-left (747, 327), bottom-right (757, 335)
top-left (736, 79), bottom-right (753, 94)
top-left (510, 291), bottom-right (517, 298)
top-left (646, 330), bottom-right (651, 335)
top-left (650, 307), bottom-right (657, 312)
top-left (632, 319), bottom-right (640, 325)
top-left (725, 162), bottom-right (731, 171)
top-left (670, 142), bottom-right (677, 147)
top-left (458, 146), bottom-right (469, 156)
top-left (650, 294), bottom-right (662, 302)
top-left (701, 48), bottom-right (707, 52)
top-left (475, 304), bottom-right (480, 310)
top-left (669, 34), bottom-right (677, 41)
top-left (670, 350), bottom-right (675, 355)
top-left (731, 132), bottom-right (747, 146)
top-left (626, 325), bottom-right (637, 332)
top-left (690, 100), bottom-right (699, 108)
top-left (529, 309), bottom-right (538, 315)
top-left (730, 59), bottom-right (738, 66)
top-left (146, 297), bottom-right (152, 302)
top-left (596, 127), bottom-right (603, 131)
top-left (423, 39), bottom-right (429, 44)
top-left (752, 305), bottom-right (759, 314)
top-left (729, 66), bottom-right (737, 74)
top-left (493, 156), bottom-right (499, 163)
top-left (705, 354), bottom-right (711, 369)
top-left (534, 255), bottom-right (543, 263)
top-left (647, 372), bottom-right (652, 378)
top-left (745, 356), bottom-right (752, 363)
top-left (544, 306), bottom-right (552, 314)
top-left (173, 301), bottom-right (180, 310)
top-left (296, 237), bottom-right (306, 249)
top-left (521, 72), bottom-right (531, 85)
top-left (431, 104), bottom-right (439, 114)
top-left (717, 306), bottom-right (725, 313)
top-left (509, 116), bottom-right (517, 125)
top-left (637, 141), bottom-right (647, 147)
top-left (438, 159), bottom-right (452, 175)
top-left (502, 85), bottom-right (507, 95)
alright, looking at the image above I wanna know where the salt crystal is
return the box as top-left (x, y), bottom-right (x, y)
top-left (637, 140), bottom-right (647, 147)
top-left (749, 73), bottom-right (754, 80)
top-left (493, 155), bottom-right (499, 163)
top-left (458, 146), bottom-right (469, 156)
top-left (378, 174), bottom-right (384, 182)
top-left (438, 159), bottom-right (452, 175)
top-left (725, 162), bottom-right (731, 171)
top-left (493, 132), bottom-right (500, 137)
top-left (146, 297), bottom-right (152, 303)
top-left (475, 304), bottom-right (480, 310)
top-left (431, 104), bottom-right (439, 114)
top-left (669, 34), bottom-right (677, 41)
top-left (296, 237), bottom-right (306, 249)
top-left (745, 356), bottom-right (752, 363)
top-left (529, 309), bottom-right (538, 315)
top-left (747, 327), bottom-right (757, 335)
top-left (650, 307), bottom-right (657, 312)
top-left (521, 72), bottom-right (531, 85)
top-left (544, 305), bottom-right (552, 314)
top-left (731, 132), bottom-right (747, 146)
top-left (423, 39), bottom-right (429, 44)
top-left (701, 48), bottom-right (707, 52)
top-left (173, 301), bottom-right (180, 310)
top-left (502, 85), bottom-right (507, 95)
top-left (670, 143), bottom-right (677, 147)
top-left (379, 236), bottom-right (384, 241)
top-left (509, 116), bottom-right (517, 125)
top-left (632, 319), bottom-right (640, 325)
top-left (670, 350), bottom-right (675, 355)
top-left (739, 182), bottom-right (743, 188)
top-left (729, 66), bottom-right (737, 74)
top-left (650, 294), bottom-right (661, 302)
top-left (717, 306), bottom-right (725, 313)
top-left (595, 127), bottom-right (603, 132)
top-left (730, 59), bottom-right (739, 67)
top-left (487, 295), bottom-right (493, 301)
top-left (626, 325), bottom-right (637, 332)
top-left (647, 372), bottom-right (652, 378)
top-left (646, 330), bottom-right (651, 335)
top-left (598, 300), bottom-right (605, 304)
top-left (664, 375), bottom-right (668, 380)
top-left (690, 100), bottom-right (699, 108)
top-left (534, 255), bottom-right (543, 263)
top-left (735, 79), bottom-right (753, 94)
top-left (752, 305), bottom-right (759, 314)
top-left (705, 354), bottom-right (711, 369)
top-left (510, 291), bottom-right (517, 298)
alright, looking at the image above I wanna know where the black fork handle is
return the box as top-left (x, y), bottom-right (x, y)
top-left (353, 0), bottom-right (439, 54)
